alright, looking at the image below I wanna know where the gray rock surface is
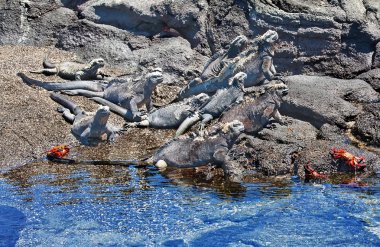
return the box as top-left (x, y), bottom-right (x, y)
top-left (257, 118), bottom-right (318, 145)
top-left (249, 0), bottom-right (380, 77)
top-left (356, 68), bottom-right (380, 91)
top-left (294, 140), bottom-right (380, 177)
top-left (1, 1), bottom-right (380, 179)
top-left (354, 103), bottom-right (380, 146)
top-left (232, 137), bottom-right (300, 177)
top-left (2, 0), bottom-right (380, 77)
top-left (281, 75), bottom-right (380, 128)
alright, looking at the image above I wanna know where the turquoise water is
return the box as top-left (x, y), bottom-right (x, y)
top-left (0, 161), bottom-right (379, 246)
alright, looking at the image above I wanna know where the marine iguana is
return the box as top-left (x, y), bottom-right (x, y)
top-left (149, 120), bottom-right (245, 175)
top-left (219, 81), bottom-right (289, 134)
top-left (92, 93), bottom-right (210, 128)
top-left (30, 57), bottom-right (106, 80)
top-left (18, 68), bottom-right (164, 120)
top-left (49, 93), bottom-right (121, 145)
top-left (200, 35), bottom-right (248, 81)
top-left (17, 72), bottom-right (107, 91)
top-left (175, 72), bottom-right (247, 136)
top-left (177, 30), bottom-right (279, 100)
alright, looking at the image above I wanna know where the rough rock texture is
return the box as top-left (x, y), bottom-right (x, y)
top-left (280, 75), bottom-right (380, 128)
top-left (354, 103), bottom-right (380, 146)
top-left (228, 136), bottom-right (300, 177)
top-left (2, 0), bottom-right (380, 78)
top-left (250, 0), bottom-right (380, 77)
top-left (257, 118), bottom-right (318, 145)
top-left (0, 45), bottom-right (173, 172)
top-left (356, 68), bottom-right (380, 91)
top-left (294, 140), bottom-right (380, 177)
top-left (57, 19), bottom-right (208, 85)
top-left (1, 0), bottom-right (380, 179)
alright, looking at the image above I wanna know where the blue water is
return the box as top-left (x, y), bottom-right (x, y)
top-left (0, 162), bottom-right (379, 246)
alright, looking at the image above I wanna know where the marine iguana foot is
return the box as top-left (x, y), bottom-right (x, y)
top-left (56, 106), bottom-right (66, 113)
top-left (235, 133), bottom-right (256, 146)
top-left (124, 122), bottom-right (138, 128)
top-left (132, 112), bottom-right (142, 121)
top-left (266, 122), bottom-right (278, 129)
top-left (198, 124), bottom-right (208, 137)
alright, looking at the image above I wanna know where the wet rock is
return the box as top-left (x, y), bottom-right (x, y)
top-left (231, 137), bottom-right (300, 177)
top-left (353, 103), bottom-right (380, 146)
top-left (280, 75), bottom-right (379, 128)
top-left (356, 68), bottom-right (380, 91)
top-left (294, 140), bottom-right (380, 178)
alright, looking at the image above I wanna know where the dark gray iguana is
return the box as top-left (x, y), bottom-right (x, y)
top-left (49, 93), bottom-right (121, 145)
top-left (18, 68), bottom-right (164, 120)
top-left (30, 57), bottom-right (106, 80)
top-left (92, 93), bottom-right (211, 129)
top-left (177, 30), bottom-right (279, 100)
top-left (200, 35), bottom-right (248, 81)
top-left (17, 72), bottom-right (107, 91)
top-left (179, 35), bottom-right (248, 96)
top-left (148, 120), bottom-right (245, 177)
top-left (219, 81), bottom-right (288, 134)
top-left (175, 72), bottom-right (247, 136)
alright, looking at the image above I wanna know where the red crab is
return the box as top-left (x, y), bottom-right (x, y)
top-left (47, 145), bottom-right (70, 159)
top-left (330, 148), bottom-right (366, 169)
top-left (304, 162), bottom-right (328, 180)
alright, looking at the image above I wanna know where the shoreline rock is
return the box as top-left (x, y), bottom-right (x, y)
top-left (0, 1), bottom-right (380, 180)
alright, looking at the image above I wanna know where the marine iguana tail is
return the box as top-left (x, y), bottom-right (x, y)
top-left (50, 92), bottom-right (83, 116)
top-left (49, 93), bottom-right (121, 145)
top-left (43, 55), bottom-right (56, 69)
top-left (91, 96), bottom-right (135, 122)
top-left (17, 72), bottom-right (106, 92)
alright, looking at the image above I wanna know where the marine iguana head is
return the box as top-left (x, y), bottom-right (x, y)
top-left (261, 30), bottom-right (279, 44)
top-left (255, 30), bottom-right (279, 56)
top-left (228, 72), bottom-right (247, 87)
top-left (226, 35), bottom-right (248, 58)
top-left (89, 58), bottom-right (105, 69)
top-left (92, 105), bottom-right (111, 128)
top-left (189, 93), bottom-right (210, 108)
top-left (264, 81), bottom-right (288, 96)
top-left (217, 120), bottom-right (245, 140)
top-left (263, 81), bottom-right (288, 108)
top-left (146, 68), bottom-right (164, 86)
